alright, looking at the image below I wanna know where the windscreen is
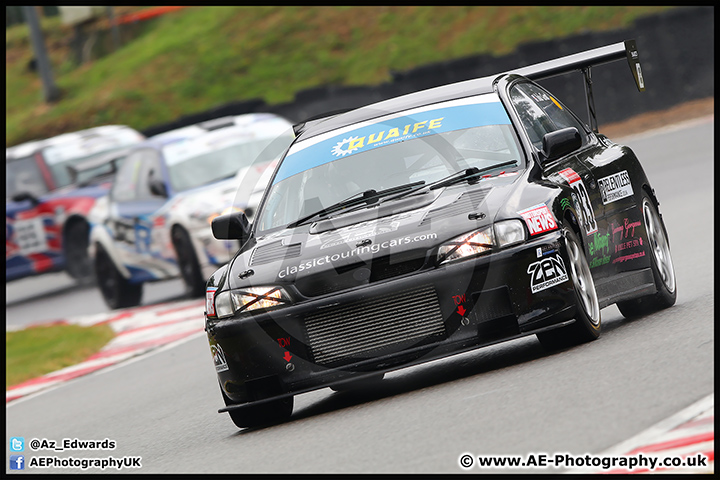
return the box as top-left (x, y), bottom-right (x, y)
top-left (6, 155), bottom-right (48, 199)
top-left (73, 161), bottom-right (120, 186)
top-left (256, 94), bottom-right (522, 232)
top-left (164, 132), bottom-right (295, 193)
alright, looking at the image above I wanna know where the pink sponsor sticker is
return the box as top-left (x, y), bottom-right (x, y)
top-left (518, 203), bottom-right (558, 236)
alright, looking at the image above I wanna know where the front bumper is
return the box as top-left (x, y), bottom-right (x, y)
top-left (207, 230), bottom-right (576, 409)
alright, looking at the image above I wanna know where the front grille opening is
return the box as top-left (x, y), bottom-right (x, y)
top-left (304, 285), bottom-right (445, 366)
top-left (470, 287), bottom-right (514, 323)
top-left (370, 255), bottom-right (425, 282)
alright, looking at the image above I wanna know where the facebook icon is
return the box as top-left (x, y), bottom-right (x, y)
top-left (10, 455), bottom-right (25, 470)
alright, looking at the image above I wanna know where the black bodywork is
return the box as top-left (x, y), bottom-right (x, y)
top-left (204, 40), bottom-right (673, 426)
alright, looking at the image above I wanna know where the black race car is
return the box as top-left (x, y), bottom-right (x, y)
top-left (205, 40), bottom-right (676, 429)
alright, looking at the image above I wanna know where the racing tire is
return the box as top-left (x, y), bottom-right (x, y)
top-left (94, 244), bottom-right (143, 309)
top-left (221, 387), bottom-right (293, 429)
top-left (616, 194), bottom-right (677, 318)
top-left (172, 227), bottom-right (205, 298)
top-left (330, 373), bottom-right (385, 393)
top-left (64, 220), bottom-right (94, 284)
top-left (537, 227), bottom-right (601, 350)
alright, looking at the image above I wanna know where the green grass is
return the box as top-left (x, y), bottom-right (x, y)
top-left (6, 6), bottom-right (676, 146)
top-left (6, 323), bottom-right (116, 388)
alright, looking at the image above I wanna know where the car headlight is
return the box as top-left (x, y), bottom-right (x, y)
top-left (437, 227), bottom-right (494, 264)
top-left (437, 220), bottom-right (527, 265)
top-left (214, 286), bottom-right (290, 318)
top-left (494, 219), bottom-right (527, 249)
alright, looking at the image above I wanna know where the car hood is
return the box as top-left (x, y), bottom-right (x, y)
top-left (159, 161), bottom-right (277, 219)
top-left (163, 177), bottom-right (240, 218)
top-left (6, 183), bottom-right (111, 216)
top-left (227, 171), bottom-right (522, 291)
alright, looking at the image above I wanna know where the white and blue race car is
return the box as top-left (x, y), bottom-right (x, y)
top-left (88, 113), bottom-right (295, 309)
top-left (6, 125), bottom-right (145, 282)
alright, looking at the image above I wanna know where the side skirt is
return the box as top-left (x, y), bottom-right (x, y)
top-left (595, 268), bottom-right (656, 309)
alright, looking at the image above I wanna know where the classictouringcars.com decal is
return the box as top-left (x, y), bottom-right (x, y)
top-left (278, 232), bottom-right (437, 279)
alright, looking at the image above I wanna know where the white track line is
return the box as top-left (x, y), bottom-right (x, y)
top-left (6, 330), bottom-right (207, 408)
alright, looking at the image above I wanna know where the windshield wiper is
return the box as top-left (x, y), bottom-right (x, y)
top-left (430, 159), bottom-right (518, 190)
top-left (384, 160), bottom-right (518, 203)
top-left (286, 181), bottom-right (425, 228)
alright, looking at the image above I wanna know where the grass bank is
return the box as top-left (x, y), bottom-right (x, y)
top-left (6, 323), bottom-right (115, 388)
top-left (6, 6), bottom-right (675, 146)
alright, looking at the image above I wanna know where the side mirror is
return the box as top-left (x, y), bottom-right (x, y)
top-left (11, 192), bottom-right (40, 205)
top-left (541, 127), bottom-right (581, 163)
top-left (212, 212), bottom-right (251, 244)
top-left (149, 178), bottom-right (168, 198)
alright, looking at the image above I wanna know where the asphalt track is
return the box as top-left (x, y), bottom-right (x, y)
top-left (5, 117), bottom-right (714, 473)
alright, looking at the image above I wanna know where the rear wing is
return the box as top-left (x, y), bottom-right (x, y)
top-left (509, 40), bottom-right (645, 133)
top-left (66, 147), bottom-right (133, 185)
top-left (293, 108), bottom-right (355, 136)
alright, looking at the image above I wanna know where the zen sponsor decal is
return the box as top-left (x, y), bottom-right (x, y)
top-left (558, 168), bottom-right (597, 235)
top-left (518, 203), bottom-right (557, 236)
top-left (611, 216), bottom-right (645, 264)
top-left (210, 343), bottom-right (228, 373)
top-left (527, 254), bottom-right (569, 293)
top-left (597, 170), bottom-right (633, 205)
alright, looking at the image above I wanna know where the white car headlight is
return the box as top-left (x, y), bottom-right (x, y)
top-left (438, 227), bottom-right (494, 265)
top-left (494, 219), bottom-right (527, 249)
top-left (437, 220), bottom-right (528, 265)
top-left (214, 286), bottom-right (290, 318)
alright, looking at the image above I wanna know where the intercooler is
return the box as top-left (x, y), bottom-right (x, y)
top-left (304, 284), bottom-right (446, 366)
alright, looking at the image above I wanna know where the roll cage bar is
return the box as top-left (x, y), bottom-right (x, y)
top-left (506, 39), bottom-right (645, 133)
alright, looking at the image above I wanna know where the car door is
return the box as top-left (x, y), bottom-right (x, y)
top-left (5, 153), bottom-right (59, 280)
top-left (109, 148), bottom-right (171, 278)
top-left (507, 81), bottom-right (612, 277)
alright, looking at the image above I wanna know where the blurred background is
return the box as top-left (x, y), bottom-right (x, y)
top-left (7, 6), bottom-right (713, 147)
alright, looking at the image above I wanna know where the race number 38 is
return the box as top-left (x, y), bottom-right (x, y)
top-left (558, 168), bottom-right (597, 235)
